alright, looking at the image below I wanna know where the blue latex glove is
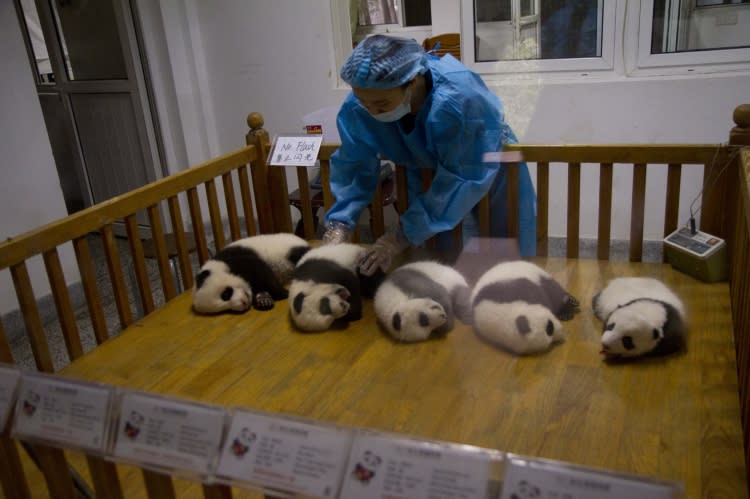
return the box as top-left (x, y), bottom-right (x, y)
top-left (322, 220), bottom-right (353, 245)
top-left (359, 226), bottom-right (411, 276)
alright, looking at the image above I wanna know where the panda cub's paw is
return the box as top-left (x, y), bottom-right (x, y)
top-left (558, 293), bottom-right (581, 321)
top-left (253, 291), bottom-right (276, 311)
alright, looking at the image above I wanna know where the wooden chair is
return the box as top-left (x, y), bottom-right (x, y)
top-left (423, 33), bottom-right (461, 60)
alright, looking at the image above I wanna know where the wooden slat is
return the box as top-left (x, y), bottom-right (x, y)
top-left (0, 146), bottom-right (255, 269)
top-left (478, 196), bottom-right (491, 237)
top-left (536, 161), bottom-right (549, 256)
top-left (296, 166), bottom-right (315, 240)
top-left (700, 148), bottom-right (734, 240)
top-left (205, 179), bottom-right (226, 251)
top-left (147, 205), bottom-right (177, 301)
top-left (222, 172), bottom-right (242, 241)
top-left (370, 177), bottom-right (386, 238)
top-left (10, 262), bottom-right (54, 372)
top-left (0, 321), bottom-right (13, 364)
top-left (102, 224), bottom-right (134, 329)
top-left (142, 469), bottom-right (176, 499)
top-left (237, 166), bottom-right (257, 236)
top-left (125, 215), bottom-right (156, 315)
top-left (187, 187), bottom-right (211, 264)
top-left (504, 143), bottom-right (720, 164)
top-left (395, 165), bottom-right (409, 214)
top-left (35, 445), bottom-right (75, 499)
top-left (320, 160), bottom-right (334, 212)
top-left (663, 163), bottom-right (682, 262)
top-left (566, 163), bottom-right (581, 258)
top-left (202, 483), bottom-right (233, 499)
top-left (73, 237), bottom-right (109, 345)
top-left (167, 196), bottom-right (194, 291)
top-left (86, 455), bottom-right (123, 499)
top-left (0, 435), bottom-right (31, 499)
top-left (629, 163), bottom-right (647, 262)
top-left (506, 163), bottom-right (520, 238)
top-left (42, 249), bottom-right (84, 360)
top-left (597, 162), bottom-right (613, 260)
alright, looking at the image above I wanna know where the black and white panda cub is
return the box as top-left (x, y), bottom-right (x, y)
top-left (192, 233), bottom-right (310, 314)
top-left (471, 260), bottom-right (580, 355)
top-left (374, 261), bottom-right (472, 342)
top-left (289, 243), bottom-right (384, 332)
top-left (592, 277), bottom-right (687, 359)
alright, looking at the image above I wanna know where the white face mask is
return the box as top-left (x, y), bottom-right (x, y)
top-left (371, 88), bottom-right (412, 123)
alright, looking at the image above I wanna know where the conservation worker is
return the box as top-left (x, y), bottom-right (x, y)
top-left (322, 34), bottom-right (536, 274)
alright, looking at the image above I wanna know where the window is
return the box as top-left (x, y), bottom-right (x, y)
top-left (636, 0), bottom-right (750, 73)
top-left (462, 0), bottom-right (615, 74)
top-left (353, 0), bottom-right (432, 45)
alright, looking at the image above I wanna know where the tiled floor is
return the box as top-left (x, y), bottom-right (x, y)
top-left (4, 231), bottom-right (662, 372)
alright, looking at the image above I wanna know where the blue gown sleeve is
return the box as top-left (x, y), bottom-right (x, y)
top-left (324, 107), bottom-right (381, 228)
top-left (400, 89), bottom-right (503, 246)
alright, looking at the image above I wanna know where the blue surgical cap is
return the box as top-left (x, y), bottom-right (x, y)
top-left (341, 35), bottom-right (429, 89)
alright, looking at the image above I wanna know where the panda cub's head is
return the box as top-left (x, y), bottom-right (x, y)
top-left (289, 280), bottom-right (351, 331)
top-left (473, 301), bottom-right (564, 355)
top-left (387, 298), bottom-right (448, 342)
top-left (192, 260), bottom-right (251, 313)
top-left (601, 300), bottom-right (668, 358)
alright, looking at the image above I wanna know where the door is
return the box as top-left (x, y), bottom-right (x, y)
top-left (15, 0), bottom-right (163, 214)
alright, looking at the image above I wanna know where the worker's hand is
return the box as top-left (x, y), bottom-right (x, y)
top-left (322, 220), bottom-right (353, 245)
top-left (359, 226), bottom-right (410, 276)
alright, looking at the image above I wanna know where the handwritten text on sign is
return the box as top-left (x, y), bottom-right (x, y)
top-left (269, 136), bottom-right (323, 167)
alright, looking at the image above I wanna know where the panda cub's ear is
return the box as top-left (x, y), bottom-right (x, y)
top-left (293, 293), bottom-right (306, 314)
top-left (195, 270), bottom-right (211, 289)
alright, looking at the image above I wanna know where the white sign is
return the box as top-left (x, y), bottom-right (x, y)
top-left (112, 392), bottom-right (225, 476)
top-left (339, 434), bottom-right (491, 499)
top-left (501, 457), bottom-right (680, 499)
top-left (269, 135), bottom-right (323, 167)
top-left (216, 410), bottom-right (352, 498)
top-left (11, 374), bottom-right (112, 453)
top-left (0, 366), bottom-right (21, 431)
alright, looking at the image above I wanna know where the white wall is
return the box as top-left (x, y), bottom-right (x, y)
top-left (0, 1), bottom-right (77, 316)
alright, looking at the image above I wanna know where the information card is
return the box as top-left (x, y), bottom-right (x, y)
top-left (0, 365), bottom-right (21, 431)
top-left (112, 392), bottom-right (225, 476)
top-left (339, 433), bottom-right (491, 499)
top-left (269, 135), bottom-right (323, 167)
top-left (501, 457), bottom-right (680, 499)
top-left (216, 410), bottom-right (352, 498)
top-left (11, 373), bottom-right (112, 452)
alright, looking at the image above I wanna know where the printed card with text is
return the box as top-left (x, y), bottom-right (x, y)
top-left (215, 410), bottom-right (353, 498)
top-left (339, 433), bottom-right (492, 499)
top-left (500, 456), bottom-right (682, 499)
top-left (0, 365), bottom-right (21, 431)
top-left (11, 373), bottom-right (113, 453)
top-left (268, 135), bottom-right (323, 167)
top-left (112, 392), bottom-right (226, 476)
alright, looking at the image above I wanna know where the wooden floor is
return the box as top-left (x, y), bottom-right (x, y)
top-left (15, 257), bottom-right (746, 498)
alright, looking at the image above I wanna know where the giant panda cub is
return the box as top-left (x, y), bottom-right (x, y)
top-left (592, 277), bottom-right (687, 359)
top-left (374, 261), bottom-right (472, 342)
top-left (471, 260), bottom-right (580, 355)
top-left (289, 243), bottom-right (384, 332)
top-left (192, 233), bottom-right (310, 314)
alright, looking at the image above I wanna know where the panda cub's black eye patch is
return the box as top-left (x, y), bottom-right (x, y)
top-left (652, 328), bottom-right (660, 339)
top-left (220, 287), bottom-right (233, 301)
top-left (419, 312), bottom-right (429, 327)
top-left (293, 293), bottom-right (305, 314)
top-left (622, 336), bottom-right (635, 350)
top-left (545, 319), bottom-right (554, 337)
top-left (392, 312), bottom-right (401, 331)
top-left (605, 322), bottom-right (616, 331)
top-left (319, 297), bottom-right (332, 315)
top-left (195, 269), bottom-right (210, 289)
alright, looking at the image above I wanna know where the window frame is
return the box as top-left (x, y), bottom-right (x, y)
top-left (632, 0), bottom-right (750, 75)
top-left (461, 0), bottom-right (617, 76)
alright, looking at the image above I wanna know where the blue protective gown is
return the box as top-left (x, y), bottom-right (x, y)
top-left (327, 54), bottom-right (537, 256)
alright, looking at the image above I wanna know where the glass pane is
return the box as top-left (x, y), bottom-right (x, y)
top-left (358, 0), bottom-right (399, 26)
top-left (49, 0), bottom-right (128, 80)
top-left (18, 0), bottom-right (54, 84)
top-left (475, 0), bottom-right (600, 62)
top-left (403, 0), bottom-right (432, 26)
top-left (651, 0), bottom-right (750, 54)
